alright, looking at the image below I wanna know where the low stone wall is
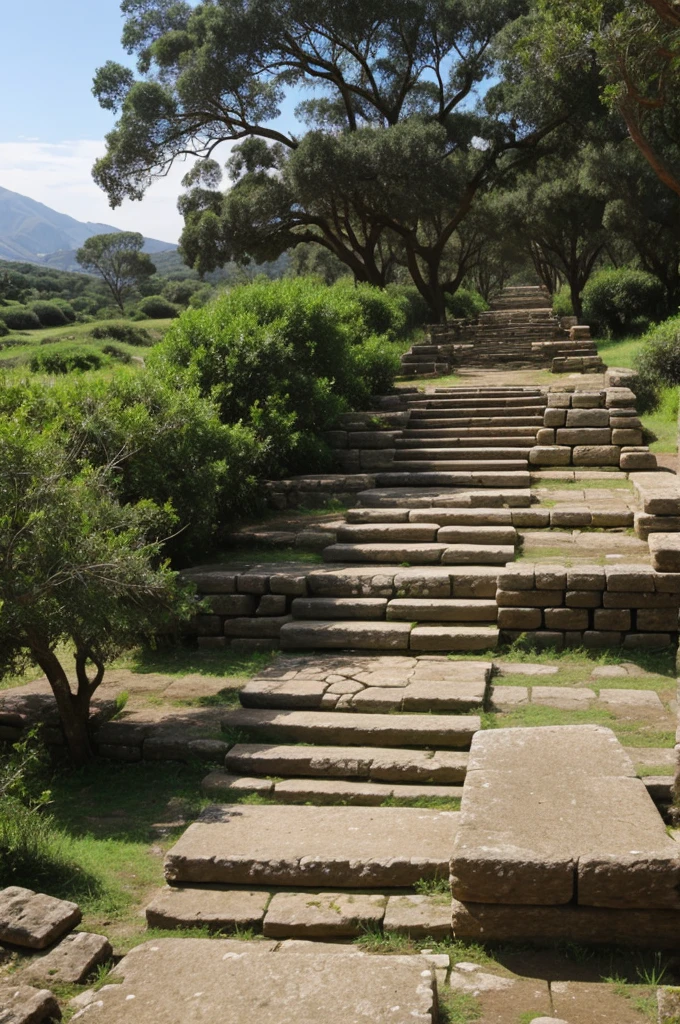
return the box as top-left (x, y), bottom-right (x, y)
top-left (497, 563), bottom-right (680, 649)
top-left (530, 387), bottom-right (656, 471)
top-left (264, 473), bottom-right (377, 510)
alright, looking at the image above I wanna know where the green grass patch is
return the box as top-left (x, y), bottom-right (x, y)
top-left (438, 991), bottom-right (482, 1023)
top-left (380, 794), bottom-right (461, 811)
top-left (484, 704), bottom-right (675, 748)
top-left (209, 545), bottom-right (324, 564)
top-left (643, 386), bottom-right (679, 454)
top-left (496, 641), bottom-right (676, 677)
top-left (533, 478), bottom-right (633, 490)
top-left (118, 644), bottom-right (275, 680)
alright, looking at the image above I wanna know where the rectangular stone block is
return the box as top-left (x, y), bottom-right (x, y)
top-left (547, 393), bottom-right (571, 407)
top-left (544, 607), bottom-right (588, 630)
top-left (649, 533), bottom-right (680, 573)
top-left (567, 567), bottom-right (606, 590)
top-left (534, 565), bottom-right (566, 590)
top-left (637, 608), bottom-right (679, 631)
top-left (257, 594), bottom-right (288, 616)
top-left (606, 565), bottom-right (656, 592)
top-left (565, 409), bottom-right (610, 427)
top-left (583, 630), bottom-right (623, 648)
top-left (263, 892), bottom-right (386, 938)
top-left (557, 428), bottom-right (612, 446)
top-left (566, 590), bottom-right (601, 609)
top-left (572, 391), bottom-right (604, 408)
top-left (612, 428), bottom-right (643, 446)
top-left (603, 591), bottom-right (678, 608)
top-left (496, 590), bottom-right (563, 608)
top-left (529, 446), bottom-right (572, 466)
top-left (544, 408), bottom-right (566, 427)
top-left (594, 608), bottom-right (631, 631)
top-left (224, 615), bottom-right (292, 638)
top-left (498, 566), bottom-right (534, 590)
top-left (207, 594), bottom-right (257, 616)
top-left (631, 473), bottom-right (680, 515)
top-left (497, 607), bottom-right (543, 630)
top-left (572, 445), bottom-right (620, 466)
top-left (0, 887), bottom-right (81, 949)
top-left (536, 428), bottom-right (555, 444)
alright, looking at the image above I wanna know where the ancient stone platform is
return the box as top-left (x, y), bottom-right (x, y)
top-left (70, 938), bottom-right (438, 1023)
top-left (165, 804), bottom-right (458, 888)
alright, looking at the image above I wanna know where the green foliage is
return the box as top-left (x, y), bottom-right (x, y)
top-left (76, 232), bottom-right (156, 313)
top-left (0, 305), bottom-right (42, 330)
top-left (553, 288), bottom-right (574, 317)
top-left (90, 321), bottom-right (153, 346)
top-left (634, 314), bottom-right (680, 412)
top-left (0, 321), bottom-right (8, 339)
top-left (29, 345), bottom-right (105, 374)
top-left (136, 294), bottom-right (181, 319)
top-left (446, 288), bottom-right (489, 320)
top-left (29, 300), bottom-right (69, 328)
top-left (582, 267), bottom-right (665, 338)
top-left (153, 277), bottom-right (402, 475)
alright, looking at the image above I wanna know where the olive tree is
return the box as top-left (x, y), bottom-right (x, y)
top-left (76, 231), bottom-right (156, 313)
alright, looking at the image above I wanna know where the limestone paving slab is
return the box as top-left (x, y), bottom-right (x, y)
top-left (165, 804), bottom-right (459, 887)
top-left (0, 886), bottom-right (81, 949)
top-left (239, 679), bottom-right (329, 709)
top-left (21, 930), bottom-right (111, 986)
top-left (145, 887), bottom-right (269, 931)
top-left (0, 984), bottom-right (61, 1024)
top-left (383, 894), bottom-right (452, 938)
top-left (222, 708), bottom-right (480, 749)
top-left (280, 620), bottom-right (412, 650)
top-left (451, 726), bottom-right (680, 909)
top-left (451, 898), bottom-right (680, 947)
top-left (71, 939), bottom-right (438, 1024)
top-left (262, 892), bottom-right (386, 937)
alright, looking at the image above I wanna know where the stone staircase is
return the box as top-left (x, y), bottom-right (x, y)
top-left (400, 284), bottom-right (603, 377)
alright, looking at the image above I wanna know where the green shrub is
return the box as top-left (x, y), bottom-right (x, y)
top-left (393, 285), bottom-right (431, 332)
top-left (29, 301), bottom-right (69, 328)
top-left (0, 305), bottom-right (42, 330)
top-left (634, 314), bottom-right (680, 412)
top-left (136, 294), bottom-right (181, 319)
top-left (29, 346), bottom-right (105, 374)
top-left (0, 321), bottom-right (8, 338)
top-left (101, 343), bottom-right (132, 363)
top-left (50, 298), bottom-right (77, 322)
top-left (582, 268), bottom-right (665, 338)
top-left (90, 322), bottom-right (153, 346)
top-left (553, 288), bottom-right (574, 318)
top-left (445, 287), bottom-right (488, 320)
top-left (153, 277), bottom-right (401, 475)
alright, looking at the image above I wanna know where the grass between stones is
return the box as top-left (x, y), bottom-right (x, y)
top-left (532, 478), bottom-right (634, 489)
top-left (204, 544), bottom-right (324, 563)
top-left (482, 704), bottom-right (675, 747)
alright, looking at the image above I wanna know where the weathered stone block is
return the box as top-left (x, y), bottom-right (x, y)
top-left (606, 565), bottom-right (656, 591)
top-left (534, 566), bottom-right (566, 590)
top-left (547, 393), bottom-right (571, 408)
top-left (496, 590), bottom-right (563, 608)
top-left (256, 594), bottom-right (288, 616)
top-left (566, 590), bottom-right (601, 609)
top-left (23, 931), bottom-right (111, 985)
top-left (583, 630), bottom-right (623, 648)
top-left (224, 615), bottom-right (293, 638)
top-left (649, 533), bottom-right (680, 573)
top-left (557, 428), bottom-right (612, 446)
top-left (572, 391), bottom-right (604, 408)
top-left (637, 608), bottom-right (679, 631)
top-left (0, 887), bottom-right (81, 949)
top-left (567, 567), bottom-right (606, 590)
top-left (529, 446), bottom-right (572, 466)
top-left (544, 408), bottom-right (566, 427)
top-left (612, 428), bottom-right (643, 446)
top-left (593, 609), bottom-right (631, 631)
top-left (572, 445), bottom-right (621, 466)
top-left (0, 985), bottom-right (60, 1024)
top-left (206, 594), bottom-right (257, 616)
top-left (544, 607), bottom-right (588, 630)
top-left (497, 607), bottom-right (543, 630)
top-left (536, 428), bottom-right (555, 444)
top-left (565, 408), bottom-right (610, 427)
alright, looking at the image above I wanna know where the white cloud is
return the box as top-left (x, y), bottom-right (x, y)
top-left (0, 139), bottom-right (234, 244)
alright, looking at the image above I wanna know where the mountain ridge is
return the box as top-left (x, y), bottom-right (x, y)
top-left (0, 185), bottom-right (176, 271)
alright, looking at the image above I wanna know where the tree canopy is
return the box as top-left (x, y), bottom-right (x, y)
top-left (76, 231), bottom-right (156, 312)
top-left (92, 0), bottom-right (598, 319)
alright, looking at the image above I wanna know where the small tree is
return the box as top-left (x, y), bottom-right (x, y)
top-left (0, 424), bottom-right (194, 765)
top-left (76, 232), bottom-right (156, 313)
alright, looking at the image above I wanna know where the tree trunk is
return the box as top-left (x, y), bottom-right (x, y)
top-left (569, 280), bottom-right (583, 322)
top-left (32, 647), bottom-right (94, 766)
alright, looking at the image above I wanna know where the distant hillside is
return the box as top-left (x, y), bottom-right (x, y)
top-left (0, 185), bottom-right (176, 270)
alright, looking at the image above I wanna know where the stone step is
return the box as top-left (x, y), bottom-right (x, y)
top-left (403, 426), bottom-right (540, 437)
top-left (165, 804), bottom-right (459, 887)
top-left (387, 459), bottom-right (529, 472)
top-left (386, 598), bottom-right (498, 622)
top-left (291, 597), bottom-right (389, 620)
top-left (146, 885), bottom-right (454, 941)
top-left (322, 542), bottom-right (515, 564)
top-left (394, 448), bottom-right (530, 462)
top-left (451, 725), bottom-right (680, 910)
top-left (334, 523), bottom-right (516, 544)
top-left (396, 437), bottom-right (536, 449)
top-left (373, 471), bottom-right (531, 488)
top-left (202, 772), bottom-right (464, 806)
top-left (280, 620), bottom-right (499, 652)
top-left (345, 506), bottom-right (511, 524)
top-left (218, 743), bottom-right (469, 782)
top-left (222, 708), bottom-right (481, 748)
top-left (357, 487), bottom-right (532, 508)
top-left (92, 937), bottom-right (441, 1021)
top-left (405, 416), bottom-right (544, 428)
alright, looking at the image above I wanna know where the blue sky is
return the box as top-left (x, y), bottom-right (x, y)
top-left (0, 0), bottom-right (292, 242)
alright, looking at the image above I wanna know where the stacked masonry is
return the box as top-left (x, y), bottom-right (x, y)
top-left (450, 725), bottom-right (680, 947)
top-left (400, 285), bottom-right (604, 377)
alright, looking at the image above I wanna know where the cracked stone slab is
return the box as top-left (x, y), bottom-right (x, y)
top-left (165, 804), bottom-right (458, 888)
top-left (0, 886), bottom-right (81, 949)
top-left (70, 938), bottom-right (438, 1023)
top-left (145, 887), bottom-right (269, 931)
top-left (0, 984), bottom-right (61, 1024)
top-left (22, 931), bottom-right (111, 985)
top-left (262, 892), bottom-right (386, 937)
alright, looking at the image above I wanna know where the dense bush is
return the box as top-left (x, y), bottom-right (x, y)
top-left (634, 314), bottom-right (680, 412)
top-left (2, 373), bottom-right (260, 563)
top-left (0, 306), bottom-right (42, 330)
top-left (153, 277), bottom-right (404, 475)
top-left (445, 287), bottom-right (488, 321)
top-left (29, 301), bottom-right (69, 328)
top-left (0, 322), bottom-right (8, 339)
top-left (29, 346), bottom-right (104, 374)
top-left (101, 343), bottom-right (132, 363)
top-left (90, 322), bottom-right (153, 346)
top-left (582, 268), bottom-right (665, 338)
top-left (552, 288), bottom-right (573, 318)
top-left (50, 298), bottom-right (77, 322)
top-left (136, 294), bottom-right (181, 319)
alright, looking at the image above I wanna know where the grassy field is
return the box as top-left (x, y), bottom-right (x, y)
top-left (0, 317), bottom-right (173, 375)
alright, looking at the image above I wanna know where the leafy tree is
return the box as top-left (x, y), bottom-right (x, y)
top-left (0, 424), bottom-right (193, 765)
top-left (529, 0), bottom-right (680, 197)
top-left (76, 232), bottom-right (156, 313)
top-left (497, 154), bottom-right (607, 318)
top-left (92, 0), bottom-right (585, 320)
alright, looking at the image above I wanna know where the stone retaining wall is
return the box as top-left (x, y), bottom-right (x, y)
top-left (497, 563), bottom-right (680, 649)
top-left (530, 387), bottom-right (656, 471)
